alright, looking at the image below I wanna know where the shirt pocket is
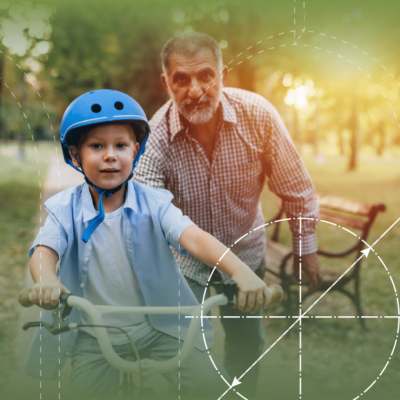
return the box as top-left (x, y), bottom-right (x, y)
top-left (222, 160), bottom-right (264, 194)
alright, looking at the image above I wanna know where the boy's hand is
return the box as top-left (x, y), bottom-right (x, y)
top-left (30, 281), bottom-right (70, 310)
top-left (231, 269), bottom-right (271, 314)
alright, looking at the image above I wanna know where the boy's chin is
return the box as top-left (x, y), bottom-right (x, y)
top-left (89, 176), bottom-right (129, 190)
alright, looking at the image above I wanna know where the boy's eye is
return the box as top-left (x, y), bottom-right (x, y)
top-left (117, 143), bottom-right (127, 148)
top-left (91, 143), bottom-right (102, 149)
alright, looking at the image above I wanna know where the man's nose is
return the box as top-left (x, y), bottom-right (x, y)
top-left (188, 79), bottom-right (204, 99)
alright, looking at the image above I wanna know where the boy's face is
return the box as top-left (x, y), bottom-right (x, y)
top-left (69, 123), bottom-right (139, 190)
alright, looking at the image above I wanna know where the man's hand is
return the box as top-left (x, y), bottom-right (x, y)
top-left (231, 269), bottom-right (271, 313)
top-left (293, 253), bottom-right (324, 292)
top-left (179, 226), bottom-right (272, 312)
top-left (30, 281), bottom-right (70, 310)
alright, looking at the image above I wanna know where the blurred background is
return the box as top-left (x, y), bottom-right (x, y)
top-left (1, 0), bottom-right (399, 399)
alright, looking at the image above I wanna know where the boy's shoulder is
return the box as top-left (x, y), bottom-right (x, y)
top-left (44, 183), bottom-right (85, 214)
top-left (130, 180), bottom-right (174, 204)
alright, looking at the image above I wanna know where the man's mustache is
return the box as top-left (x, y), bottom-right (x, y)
top-left (181, 96), bottom-right (213, 108)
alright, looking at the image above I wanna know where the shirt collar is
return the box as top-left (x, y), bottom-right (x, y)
top-left (169, 90), bottom-right (237, 142)
top-left (82, 180), bottom-right (137, 223)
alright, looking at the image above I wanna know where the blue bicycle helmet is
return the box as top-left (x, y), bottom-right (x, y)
top-left (60, 89), bottom-right (150, 243)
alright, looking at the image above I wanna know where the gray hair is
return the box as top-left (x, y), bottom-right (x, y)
top-left (161, 32), bottom-right (223, 73)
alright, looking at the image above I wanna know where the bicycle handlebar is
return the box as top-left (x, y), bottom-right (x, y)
top-left (19, 283), bottom-right (283, 374)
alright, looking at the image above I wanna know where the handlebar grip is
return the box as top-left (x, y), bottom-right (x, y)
top-left (268, 284), bottom-right (284, 304)
top-left (18, 288), bottom-right (34, 308)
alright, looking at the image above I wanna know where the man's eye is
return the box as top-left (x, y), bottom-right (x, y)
top-left (202, 73), bottom-right (213, 81)
top-left (177, 76), bottom-right (187, 84)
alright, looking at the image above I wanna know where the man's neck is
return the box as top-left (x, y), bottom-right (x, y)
top-left (89, 183), bottom-right (127, 213)
top-left (187, 110), bottom-right (220, 161)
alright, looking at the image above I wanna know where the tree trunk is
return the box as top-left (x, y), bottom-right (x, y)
top-left (376, 121), bottom-right (385, 156)
top-left (236, 63), bottom-right (255, 92)
top-left (348, 99), bottom-right (359, 171)
top-left (314, 97), bottom-right (320, 156)
top-left (0, 53), bottom-right (3, 154)
top-left (337, 129), bottom-right (345, 155)
top-left (17, 81), bottom-right (27, 160)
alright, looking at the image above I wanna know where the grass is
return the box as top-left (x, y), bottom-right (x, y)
top-left (254, 151), bottom-right (400, 399)
top-left (0, 141), bottom-right (55, 387)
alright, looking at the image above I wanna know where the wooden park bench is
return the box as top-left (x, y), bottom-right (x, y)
top-left (263, 194), bottom-right (386, 327)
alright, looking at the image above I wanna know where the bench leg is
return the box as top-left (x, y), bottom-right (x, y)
top-left (354, 275), bottom-right (367, 330)
top-left (338, 288), bottom-right (367, 330)
top-left (282, 283), bottom-right (293, 324)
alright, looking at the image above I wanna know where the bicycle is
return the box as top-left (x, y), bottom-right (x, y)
top-left (19, 282), bottom-right (283, 398)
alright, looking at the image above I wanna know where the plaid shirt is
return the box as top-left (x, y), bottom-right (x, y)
top-left (134, 88), bottom-right (319, 286)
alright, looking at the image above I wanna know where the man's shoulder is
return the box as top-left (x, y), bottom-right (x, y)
top-left (223, 87), bottom-right (275, 114)
top-left (149, 100), bottom-right (172, 134)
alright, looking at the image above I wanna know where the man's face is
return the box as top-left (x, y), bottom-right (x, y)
top-left (69, 124), bottom-right (139, 190)
top-left (161, 48), bottom-right (228, 125)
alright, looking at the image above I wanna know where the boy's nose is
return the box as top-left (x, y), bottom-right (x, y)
top-left (104, 147), bottom-right (117, 161)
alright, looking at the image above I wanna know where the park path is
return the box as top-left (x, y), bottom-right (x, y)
top-left (15, 156), bottom-right (83, 369)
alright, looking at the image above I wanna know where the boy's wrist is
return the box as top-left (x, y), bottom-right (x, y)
top-left (34, 273), bottom-right (60, 285)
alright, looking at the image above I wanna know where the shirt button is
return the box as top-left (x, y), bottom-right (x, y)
top-left (65, 352), bottom-right (71, 357)
top-left (80, 283), bottom-right (84, 288)
top-left (84, 257), bottom-right (89, 263)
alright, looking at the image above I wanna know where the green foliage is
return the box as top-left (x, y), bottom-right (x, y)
top-left (0, 141), bottom-right (54, 386)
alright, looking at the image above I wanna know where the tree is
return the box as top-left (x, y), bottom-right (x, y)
top-left (0, 1), bottom-right (54, 155)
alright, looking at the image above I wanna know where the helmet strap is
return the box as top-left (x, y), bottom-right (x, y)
top-left (81, 172), bottom-right (133, 243)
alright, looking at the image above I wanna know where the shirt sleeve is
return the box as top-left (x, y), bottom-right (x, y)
top-left (28, 213), bottom-right (68, 259)
top-left (161, 202), bottom-right (196, 255)
top-left (264, 106), bottom-right (319, 255)
top-left (133, 126), bottom-right (168, 189)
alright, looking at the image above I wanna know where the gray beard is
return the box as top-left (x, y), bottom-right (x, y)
top-left (176, 95), bottom-right (220, 125)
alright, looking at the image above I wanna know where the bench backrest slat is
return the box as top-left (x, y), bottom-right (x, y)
top-left (319, 209), bottom-right (367, 231)
top-left (317, 194), bottom-right (373, 216)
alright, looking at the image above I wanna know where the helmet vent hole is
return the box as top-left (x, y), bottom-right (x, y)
top-left (114, 101), bottom-right (124, 110)
top-left (91, 104), bottom-right (101, 113)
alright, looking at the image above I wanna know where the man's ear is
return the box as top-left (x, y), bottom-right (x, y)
top-left (69, 145), bottom-right (81, 169)
top-left (221, 65), bottom-right (229, 87)
top-left (161, 73), bottom-right (171, 97)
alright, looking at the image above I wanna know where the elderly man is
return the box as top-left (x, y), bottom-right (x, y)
top-left (134, 32), bottom-right (323, 397)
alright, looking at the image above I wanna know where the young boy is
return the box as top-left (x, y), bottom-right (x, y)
top-left (26, 89), bottom-right (271, 399)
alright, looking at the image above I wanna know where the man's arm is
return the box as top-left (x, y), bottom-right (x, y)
top-left (133, 152), bottom-right (166, 189)
top-left (264, 106), bottom-right (323, 291)
top-left (179, 225), bottom-right (271, 313)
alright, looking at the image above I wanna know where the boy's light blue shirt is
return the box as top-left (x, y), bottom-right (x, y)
top-left (25, 180), bottom-right (215, 380)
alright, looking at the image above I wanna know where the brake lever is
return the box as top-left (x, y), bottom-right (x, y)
top-left (211, 280), bottom-right (237, 305)
top-left (22, 293), bottom-right (74, 335)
